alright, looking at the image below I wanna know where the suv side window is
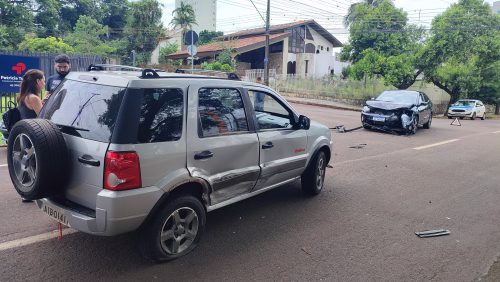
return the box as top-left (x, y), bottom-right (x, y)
top-left (137, 88), bottom-right (183, 143)
top-left (198, 88), bottom-right (249, 137)
top-left (248, 90), bottom-right (293, 130)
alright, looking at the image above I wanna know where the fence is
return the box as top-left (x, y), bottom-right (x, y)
top-left (241, 73), bottom-right (451, 114)
top-left (0, 51), bottom-right (103, 113)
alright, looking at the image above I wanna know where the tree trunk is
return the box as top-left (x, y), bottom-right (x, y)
top-left (496, 104), bottom-right (500, 115)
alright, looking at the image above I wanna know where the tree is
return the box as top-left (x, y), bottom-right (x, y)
top-left (170, 1), bottom-right (197, 47)
top-left (344, 0), bottom-right (388, 27)
top-left (102, 0), bottom-right (129, 39)
top-left (65, 15), bottom-right (116, 56)
top-left (34, 0), bottom-right (61, 37)
top-left (159, 42), bottom-right (179, 63)
top-left (419, 0), bottom-right (500, 109)
top-left (125, 0), bottom-right (164, 63)
top-left (198, 30), bottom-right (223, 45)
top-left (341, 0), bottom-right (423, 89)
top-left (0, 0), bottom-right (34, 49)
top-left (18, 36), bottom-right (75, 53)
top-left (59, 0), bottom-right (105, 35)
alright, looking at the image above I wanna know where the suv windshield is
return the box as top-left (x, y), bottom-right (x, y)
top-left (376, 91), bottom-right (418, 104)
top-left (40, 79), bottom-right (125, 142)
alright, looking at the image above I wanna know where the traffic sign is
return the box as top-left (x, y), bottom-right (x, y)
top-left (184, 30), bottom-right (198, 45)
top-left (187, 45), bottom-right (197, 56)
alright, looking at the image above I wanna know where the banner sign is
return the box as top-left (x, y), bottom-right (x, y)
top-left (0, 55), bottom-right (41, 93)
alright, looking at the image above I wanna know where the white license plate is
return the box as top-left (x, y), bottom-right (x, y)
top-left (373, 116), bottom-right (385, 122)
top-left (41, 203), bottom-right (69, 226)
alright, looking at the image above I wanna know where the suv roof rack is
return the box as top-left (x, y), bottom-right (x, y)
top-left (175, 69), bottom-right (241, 80)
top-left (87, 64), bottom-right (164, 79)
top-left (87, 64), bottom-right (145, 72)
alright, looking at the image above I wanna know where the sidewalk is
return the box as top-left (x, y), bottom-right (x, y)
top-left (281, 94), bottom-right (362, 112)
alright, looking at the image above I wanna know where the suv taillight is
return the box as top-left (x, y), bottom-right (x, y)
top-left (104, 151), bottom-right (141, 191)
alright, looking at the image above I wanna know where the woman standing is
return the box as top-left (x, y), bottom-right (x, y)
top-left (16, 69), bottom-right (45, 203)
top-left (18, 69), bottom-right (45, 119)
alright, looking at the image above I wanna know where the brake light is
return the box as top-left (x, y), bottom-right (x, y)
top-left (104, 151), bottom-right (142, 191)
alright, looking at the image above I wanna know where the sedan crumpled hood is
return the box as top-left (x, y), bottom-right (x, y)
top-left (366, 100), bottom-right (414, 110)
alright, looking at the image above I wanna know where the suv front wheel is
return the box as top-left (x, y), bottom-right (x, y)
top-left (139, 195), bottom-right (206, 262)
top-left (301, 151), bottom-right (327, 196)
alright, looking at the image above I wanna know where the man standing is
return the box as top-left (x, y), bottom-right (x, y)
top-left (45, 54), bottom-right (71, 96)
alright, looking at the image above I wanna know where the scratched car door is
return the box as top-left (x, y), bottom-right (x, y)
top-left (247, 89), bottom-right (308, 191)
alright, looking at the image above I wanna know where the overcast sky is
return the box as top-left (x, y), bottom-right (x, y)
top-left (160, 0), bottom-right (497, 42)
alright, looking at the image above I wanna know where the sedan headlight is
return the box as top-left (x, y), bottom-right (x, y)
top-left (362, 106), bottom-right (370, 113)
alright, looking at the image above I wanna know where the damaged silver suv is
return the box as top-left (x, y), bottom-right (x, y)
top-left (7, 65), bottom-right (332, 262)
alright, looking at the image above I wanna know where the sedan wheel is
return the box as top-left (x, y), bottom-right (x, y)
top-left (481, 113), bottom-right (486, 120)
top-left (423, 114), bottom-right (432, 129)
top-left (471, 113), bottom-right (476, 120)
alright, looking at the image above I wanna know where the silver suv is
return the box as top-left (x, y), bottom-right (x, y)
top-left (7, 66), bottom-right (332, 262)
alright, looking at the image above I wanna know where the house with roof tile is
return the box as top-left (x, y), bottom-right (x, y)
top-left (167, 20), bottom-right (344, 78)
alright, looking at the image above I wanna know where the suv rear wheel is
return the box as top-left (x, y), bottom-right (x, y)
top-left (139, 195), bottom-right (206, 262)
top-left (301, 151), bottom-right (326, 196)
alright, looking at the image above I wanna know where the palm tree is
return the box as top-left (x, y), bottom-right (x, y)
top-left (170, 1), bottom-right (197, 47)
top-left (343, 0), bottom-right (390, 27)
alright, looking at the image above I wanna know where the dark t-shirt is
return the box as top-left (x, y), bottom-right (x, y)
top-left (46, 73), bottom-right (66, 93)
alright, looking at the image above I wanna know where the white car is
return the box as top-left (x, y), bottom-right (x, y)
top-left (447, 99), bottom-right (486, 120)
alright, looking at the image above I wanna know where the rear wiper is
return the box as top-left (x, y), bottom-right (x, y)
top-left (55, 123), bottom-right (90, 132)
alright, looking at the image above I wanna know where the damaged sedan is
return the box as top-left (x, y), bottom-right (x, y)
top-left (361, 90), bottom-right (433, 134)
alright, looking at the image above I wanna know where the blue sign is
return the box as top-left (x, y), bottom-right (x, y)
top-left (0, 55), bottom-right (41, 93)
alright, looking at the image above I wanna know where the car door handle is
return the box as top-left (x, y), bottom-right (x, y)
top-left (194, 150), bottom-right (214, 160)
top-left (262, 142), bottom-right (274, 149)
top-left (78, 155), bottom-right (100, 167)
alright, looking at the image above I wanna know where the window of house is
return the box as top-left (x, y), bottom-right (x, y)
top-left (198, 88), bottom-right (249, 137)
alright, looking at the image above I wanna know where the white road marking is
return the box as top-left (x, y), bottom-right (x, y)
top-left (0, 229), bottom-right (78, 251)
top-left (0, 164), bottom-right (7, 167)
top-left (413, 139), bottom-right (460, 150)
top-left (492, 130), bottom-right (500, 134)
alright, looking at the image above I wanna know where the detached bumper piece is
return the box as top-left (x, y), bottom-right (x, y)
top-left (415, 229), bottom-right (450, 238)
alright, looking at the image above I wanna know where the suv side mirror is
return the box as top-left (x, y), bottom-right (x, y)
top-left (296, 115), bottom-right (310, 130)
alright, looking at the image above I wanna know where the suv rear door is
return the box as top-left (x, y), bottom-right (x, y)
top-left (186, 82), bottom-right (260, 205)
top-left (246, 89), bottom-right (308, 190)
top-left (41, 79), bottom-right (125, 209)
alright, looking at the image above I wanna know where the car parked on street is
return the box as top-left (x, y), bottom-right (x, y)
top-left (6, 65), bottom-right (333, 262)
top-left (447, 99), bottom-right (486, 120)
top-left (361, 90), bottom-right (433, 134)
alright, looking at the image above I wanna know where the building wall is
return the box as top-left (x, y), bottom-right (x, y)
top-left (493, 1), bottom-right (500, 14)
top-left (269, 52), bottom-right (284, 75)
top-left (175, 0), bottom-right (217, 33)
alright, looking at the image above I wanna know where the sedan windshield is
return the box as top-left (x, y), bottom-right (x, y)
top-left (453, 100), bottom-right (475, 106)
top-left (376, 91), bottom-right (418, 104)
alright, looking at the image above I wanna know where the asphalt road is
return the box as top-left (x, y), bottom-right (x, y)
top-left (1, 104), bottom-right (500, 281)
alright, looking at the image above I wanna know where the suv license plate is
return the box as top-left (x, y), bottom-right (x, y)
top-left (41, 203), bottom-right (69, 226)
top-left (373, 116), bottom-right (385, 122)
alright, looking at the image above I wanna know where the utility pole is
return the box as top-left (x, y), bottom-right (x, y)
top-left (264, 0), bottom-right (270, 86)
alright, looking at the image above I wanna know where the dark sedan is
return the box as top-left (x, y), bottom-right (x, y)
top-left (361, 90), bottom-right (433, 134)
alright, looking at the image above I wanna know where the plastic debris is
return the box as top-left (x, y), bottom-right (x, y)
top-left (349, 143), bottom-right (367, 149)
top-left (415, 229), bottom-right (450, 238)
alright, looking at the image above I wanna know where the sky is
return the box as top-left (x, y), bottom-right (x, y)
top-left (160, 0), bottom-right (498, 43)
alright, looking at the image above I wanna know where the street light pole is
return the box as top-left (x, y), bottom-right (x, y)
top-left (264, 0), bottom-right (270, 86)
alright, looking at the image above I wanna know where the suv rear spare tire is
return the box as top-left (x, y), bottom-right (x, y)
top-left (7, 119), bottom-right (70, 200)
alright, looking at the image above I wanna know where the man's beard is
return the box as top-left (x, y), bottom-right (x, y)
top-left (57, 70), bottom-right (69, 76)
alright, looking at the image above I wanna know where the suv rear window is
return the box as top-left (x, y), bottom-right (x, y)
top-left (41, 79), bottom-right (125, 142)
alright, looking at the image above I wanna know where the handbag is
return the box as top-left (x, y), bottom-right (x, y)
top-left (2, 101), bottom-right (21, 131)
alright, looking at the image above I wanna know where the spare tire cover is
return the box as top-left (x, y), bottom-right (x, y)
top-left (7, 119), bottom-right (69, 200)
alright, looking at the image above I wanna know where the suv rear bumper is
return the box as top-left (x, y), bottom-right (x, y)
top-left (35, 186), bottom-right (164, 236)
